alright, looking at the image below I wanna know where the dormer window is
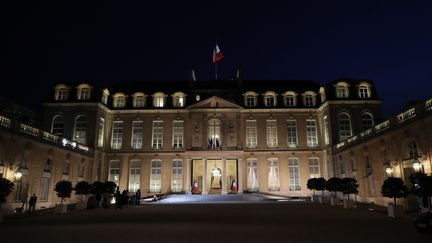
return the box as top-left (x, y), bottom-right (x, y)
top-left (335, 82), bottom-right (349, 98)
top-left (282, 91), bottom-right (297, 107)
top-left (102, 89), bottom-right (110, 105)
top-left (152, 92), bottom-right (166, 107)
top-left (172, 92), bottom-right (186, 107)
top-left (263, 91), bottom-right (277, 107)
top-left (77, 84), bottom-right (92, 100)
top-left (358, 83), bottom-right (371, 98)
top-left (54, 84), bottom-right (69, 101)
top-left (113, 93), bottom-right (127, 108)
top-left (132, 92), bottom-right (147, 108)
top-left (303, 91), bottom-right (316, 107)
top-left (243, 91), bottom-right (258, 107)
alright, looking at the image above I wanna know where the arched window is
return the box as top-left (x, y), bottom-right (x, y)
top-left (282, 91), bottom-right (297, 107)
top-left (208, 119), bottom-right (221, 149)
top-left (113, 93), bottom-right (127, 108)
top-left (338, 113), bottom-right (352, 141)
top-left (54, 85), bottom-right (69, 101)
top-left (335, 82), bottom-right (349, 98)
top-left (243, 91), bottom-right (258, 107)
top-left (74, 115), bottom-right (87, 144)
top-left (358, 83), bottom-right (371, 98)
top-left (361, 113), bottom-right (374, 130)
top-left (172, 92), bottom-right (186, 107)
top-left (152, 92), bottom-right (166, 107)
top-left (77, 84), bottom-right (92, 100)
top-left (263, 91), bottom-right (277, 107)
top-left (303, 91), bottom-right (317, 107)
top-left (132, 92), bottom-right (146, 108)
top-left (51, 115), bottom-right (64, 136)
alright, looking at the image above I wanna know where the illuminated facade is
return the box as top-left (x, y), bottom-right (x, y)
top-left (41, 79), bottom-right (381, 198)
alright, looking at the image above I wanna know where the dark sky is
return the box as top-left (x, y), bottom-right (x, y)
top-left (1, 0), bottom-right (432, 118)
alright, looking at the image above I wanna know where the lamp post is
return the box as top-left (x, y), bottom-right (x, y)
top-left (412, 158), bottom-right (423, 173)
top-left (384, 164), bottom-right (393, 177)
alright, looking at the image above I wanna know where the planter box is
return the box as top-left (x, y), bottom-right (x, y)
top-left (54, 204), bottom-right (67, 214)
top-left (343, 199), bottom-right (355, 209)
top-left (388, 204), bottom-right (404, 218)
top-left (331, 197), bottom-right (340, 206)
top-left (76, 201), bottom-right (87, 210)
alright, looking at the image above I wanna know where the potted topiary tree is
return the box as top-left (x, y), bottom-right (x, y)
top-left (102, 181), bottom-right (117, 208)
top-left (326, 177), bottom-right (343, 206)
top-left (307, 178), bottom-right (318, 202)
top-left (315, 177), bottom-right (327, 204)
top-left (381, 177), bottom-right (409, 218)
top-left (74, 181), bottom-right (90, 210)
top-left (0, 178), bottom-right (14, 223)
top-left (89, 181), bottom-right (105, 208)
top-left (342, 177), bottom-right (358, 209)
top-left (54, 180), bottom-right (72, 214)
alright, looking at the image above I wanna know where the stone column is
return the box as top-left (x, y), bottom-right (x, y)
top-left (238, 158), bottom-right (243, 193)
top-left (222, 158), bottom-right (227, 194)
top-left (185, 159), bottom-right (191, 194)
top-left (202, 158), bottom-right (208, 195)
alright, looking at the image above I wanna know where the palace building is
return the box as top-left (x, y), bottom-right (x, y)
top-left (1, 78), bottom-right (430, 211)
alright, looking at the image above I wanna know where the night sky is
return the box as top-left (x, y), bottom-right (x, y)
top-left (1, 1), bottom-right (432, 118)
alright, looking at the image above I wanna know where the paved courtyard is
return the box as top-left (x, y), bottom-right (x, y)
top-left (1, 194), bottom-right (430, 243)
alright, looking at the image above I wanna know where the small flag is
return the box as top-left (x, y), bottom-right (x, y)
top-left (212, 44), bottom-right (224, 63)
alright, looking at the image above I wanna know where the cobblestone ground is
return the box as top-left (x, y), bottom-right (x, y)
top-left (1, 194), bottom-right (430, 243)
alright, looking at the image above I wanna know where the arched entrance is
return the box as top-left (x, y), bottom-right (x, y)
top-left (191, 159), bottom-right (238, 195)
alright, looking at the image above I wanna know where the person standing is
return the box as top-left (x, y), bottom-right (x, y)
top-left (28, 193), bottom-right (37, 213)
top-left (135, 189), bottom-right (141, 205)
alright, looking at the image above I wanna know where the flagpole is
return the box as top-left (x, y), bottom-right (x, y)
top-left (215, 61), bottom-right (218, 80)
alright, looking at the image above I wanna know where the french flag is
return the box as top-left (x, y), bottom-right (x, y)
top-left (212, 44), bottom-right (224, 63)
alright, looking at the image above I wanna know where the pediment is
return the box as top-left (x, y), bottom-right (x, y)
top-left (187, 96), bottom-right (243, 109)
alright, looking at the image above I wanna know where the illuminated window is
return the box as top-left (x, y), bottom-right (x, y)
top-left (172, 92), bottom-right (186, 107)
top-left (150, 160), bottom-right (162, 193)
top-left (263, 91), bottom-right (277, 107)
top-left (361, 113), bottom-right (374, 130)
top-left (289, 158), bottom-right (300, 191)
top-left (172, 120), bottom-right (183, 149)
top-left (113, 93), bottom-right (126, 108)
top-left (171, 160), bottom-right (183, 192)
top-left (246, 120), bottom-right (257, 148)
top-left (131, 121), bottom-right (143, 149)
top-left (283, 92), bottom-right (297, 107)
top-left (56, 88), bottom-right (69, 101)
top-left (109, 160), bottom-right (120, 186)
top-left (76, 84), bottom-right (91, 100)
top-left (111, 121), bottom-right (123, 149)
top-left (268, 159), bottom-right (280, 191)
top-left (303, 91), bottom-right (316, 107)
top-left (247, 159), bottom-right (258, 192)
top-left (152, 120), bottom-right (164, 149)
top-left (287, 120), bottom-right (297, 148)
top-left (73, 115), bottom-right (87, 144)
top-left (133, 92), bottom-right (146, 108)
top-left (309, 158), bottom-right (320, 178)
top-left (338, 113), bottom-right (352, 141)
top-left (208, 119), bottom-right (221, 149)
top-left (51, 115), bottom-right (64, 136)
top-left (306, 119), bottom-right (318, 147)
top-left (335, 82), bottom-right (349, 98)
top-left (129, 160), bottom-right (141, 193)
top-left (358, 83), bottom-right (371, 98)
top-left (243, 91), bottom-right (258, 107)
top-left (266, 120), bottom-right (278, 148)
top-left (152, 92), bottom-right (166, 107)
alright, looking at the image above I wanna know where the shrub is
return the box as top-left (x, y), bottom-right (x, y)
top-left (381, 177), bottom-right (408, 205)
top-left (54, 180), bottom-right (73, 204)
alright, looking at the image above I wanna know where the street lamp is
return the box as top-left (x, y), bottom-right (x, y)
top-left (14, 169), bottom-right (23, 179)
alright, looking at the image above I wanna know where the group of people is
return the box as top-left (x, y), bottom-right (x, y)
top-left (114, 189), bottom-right (141, 209)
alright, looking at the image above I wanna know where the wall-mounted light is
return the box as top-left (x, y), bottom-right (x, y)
top-left (412, 159), bottom-right (423, 173)
top-left (384, 164), bottom-right (393, 177)
top-left (14, 169), bottom-right (23, 179)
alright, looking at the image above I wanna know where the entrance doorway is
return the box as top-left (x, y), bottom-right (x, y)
top-left (191, 159), bottom-right (238, 194)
